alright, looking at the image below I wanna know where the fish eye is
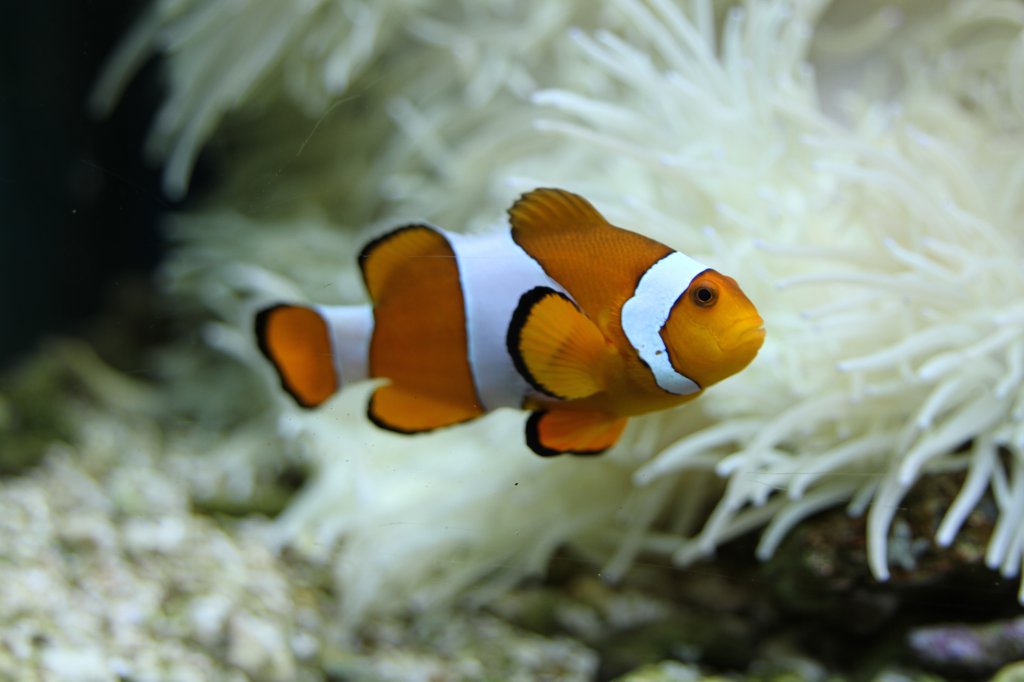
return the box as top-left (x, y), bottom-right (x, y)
top-left (691, 283), bottom-right (718, 308)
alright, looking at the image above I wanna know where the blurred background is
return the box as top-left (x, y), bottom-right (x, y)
top-left (0, 2), bottom-right (180, 371)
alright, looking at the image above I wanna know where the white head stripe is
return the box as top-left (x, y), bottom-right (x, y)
top-left (621, 251), bottom-right (706, 395)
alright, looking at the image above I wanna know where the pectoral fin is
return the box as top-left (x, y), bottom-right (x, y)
top-left (525, 409), bottom-right (628, 456)
top-left (507, 287), bottom-right (610, 400)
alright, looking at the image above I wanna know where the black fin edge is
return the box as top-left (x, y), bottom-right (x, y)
top-left (524, 410), bottom-right (609, 457)
top-left (254, 304), bottom-right (284, 364)
top-left (506, 286), bottom-right (577, 401)
top-left (254, 303), bottom-right (328, 410)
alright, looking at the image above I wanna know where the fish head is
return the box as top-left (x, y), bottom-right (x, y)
top-left (660, 269), bottom-right (765, 390)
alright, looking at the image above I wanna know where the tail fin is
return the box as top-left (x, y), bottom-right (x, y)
top-left (255, 304), bottom-right (339, 408)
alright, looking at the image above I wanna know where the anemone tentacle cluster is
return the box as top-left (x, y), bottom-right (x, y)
top-left (100, 0), bottom-right (1024, 620)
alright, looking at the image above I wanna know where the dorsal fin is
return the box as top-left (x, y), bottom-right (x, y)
top-left (359, 223), bottom-right (486, 432)
top-left (508, 188), bottom-right (672, 331)
top-left (359, 224), bottom-right (443, 304)
top-left (508, 188), bottom-right (613, 237)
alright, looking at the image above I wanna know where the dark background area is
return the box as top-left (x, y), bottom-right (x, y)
top-left (0, 2), bottom-right (172, 371)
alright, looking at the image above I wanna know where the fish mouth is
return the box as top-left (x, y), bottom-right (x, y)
top-left (721, 317), bottom-right (766, 351)
top-left (739, 324), bottom-right (766, 344)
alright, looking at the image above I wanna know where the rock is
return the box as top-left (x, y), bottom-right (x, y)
top-left (908, 616), bottom-right (1024, 678)
top-left (40, 646), bottom-right (108, 682)
top-left (226, 611), bottom-right (296, 681)
top-left (610, 660), bottom-right (707, 681)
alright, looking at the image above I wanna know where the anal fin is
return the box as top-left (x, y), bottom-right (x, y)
top-left (526, 409), bottom-right (628, 456)
top-left (369, 384), bottom-right (482, 434)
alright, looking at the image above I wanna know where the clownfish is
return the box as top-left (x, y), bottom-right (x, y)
top-left (255, 188), bottom-right (764, 456)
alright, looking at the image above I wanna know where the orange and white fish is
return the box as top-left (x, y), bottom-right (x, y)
top-left (255, 188), bottom-right (764, 456)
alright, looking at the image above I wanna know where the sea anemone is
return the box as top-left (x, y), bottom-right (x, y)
top-left (98, 0), bottom-right (1024, 623)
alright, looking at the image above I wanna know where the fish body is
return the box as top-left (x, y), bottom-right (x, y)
top-left (256, 188), bottom-right (764, 456)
